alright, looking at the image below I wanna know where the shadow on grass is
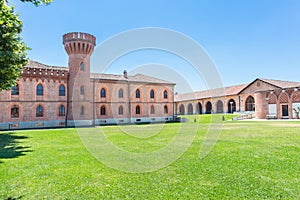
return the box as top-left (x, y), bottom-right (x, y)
top-left (0, 132), bottom-right (32, 163)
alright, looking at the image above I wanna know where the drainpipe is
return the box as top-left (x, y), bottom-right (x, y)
top-left (127, 81), bottom-right (131, 123)
top-left (65, 73), bottom-right (70, 128)
top-left (92, 78), bottom-right (95, 126)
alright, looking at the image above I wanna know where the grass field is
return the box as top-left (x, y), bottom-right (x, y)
top-left (1, 114), bottom-right (299, 199)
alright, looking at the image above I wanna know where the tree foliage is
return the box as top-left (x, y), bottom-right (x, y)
top-left (0, 0), bottom-right (52, 91)
top-left (19, 0), bottom-right (52, 6)
top-left (0, 1), bottom-right (28, 90)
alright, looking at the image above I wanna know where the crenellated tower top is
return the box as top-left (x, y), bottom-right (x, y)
top-left (63, 32), bottom-right (96, 55)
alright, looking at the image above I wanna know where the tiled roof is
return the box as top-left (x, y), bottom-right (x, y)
top-left (175, 78), bottom-right (300, 102)
top-left (26, 60), bottom-right (68, 70)
top-left (260, 78), bottom-right (300, 89)
top-left (91, 73), bottom-right (175, 85)
top-left (175, 84), bottom-right (247, 102)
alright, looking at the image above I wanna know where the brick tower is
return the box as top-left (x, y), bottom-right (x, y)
top-left (63, 32), bottom-right (96, 125)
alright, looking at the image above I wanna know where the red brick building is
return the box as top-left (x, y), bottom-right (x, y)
top-left (175, 78), bottom-right (300, 119)
top-left (0, 32), bottom-right (175, 130)
top-left (1, 32), bottom-right (300, 130)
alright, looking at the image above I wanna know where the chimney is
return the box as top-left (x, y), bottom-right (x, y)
top-left (123, 70), bottom-right (128, 79)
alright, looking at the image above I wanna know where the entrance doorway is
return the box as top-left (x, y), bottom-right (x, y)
top-left (282, 105), bottom-right (289, 118)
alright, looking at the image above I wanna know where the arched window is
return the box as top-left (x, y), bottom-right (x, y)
top-left (59, 85), bottom-right (65, 96)
top-left (150, 105), bottom-right (155, 114)
top-left (163, 90), bottom-right (168, 99)
top-left (164, 105), bottom-right (168, 114)
top-left (100, 88), bottom-right (106, 98)
top-left (101, 105), bottom-right (106, 115)
top-left (11, 84), bottom-right (19, 95)
top-left (245, 96), bottom-right (255, 111)
top-left (59, 105), bottom-right (65, 116)
top-left (118, 89), bottom-right (123, 98)
top-left (11, 105), bottom-right (19, 118)
top-left (136, 105), bottom-right (141, 114)
top-left (36, 105), bottom-right (43, 117)
top-left (80, 86), bottom-right (84, 95)
top-left (36, 84), bottom-right (43, 96)
top-left (80, 62), bottom-right (84, 71)
top-left (80, 106), bottom-right (84, 115)
top-left (136, 89), bottom-right (140, 98)
top-left (150, 89), bottom-right (155, 99)
top-left (118, 106), bottom-right (123, 115)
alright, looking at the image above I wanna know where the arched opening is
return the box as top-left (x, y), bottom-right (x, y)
top-left (11, 84), bottom-right (19, 96)
top-left (118, 89), bottom-right (123, 98)
top-left (136, 89), bottom-right (140, 98)
top-left (100, 88), bottom-right (106, 98)
top-left (227, 99), bottom-right (236, 113)
top-left (136, 105), bottom-right (141, 115)
top-left (59, 84), bottom-right (65, 96)
top-left (80, 106), bottom-right (84, 115)
top-left (36, 84), bottom-right (43, 96)
top-left (150, 105), bottom-right (155, 114)
top-left (164, 105), bottom-right (168, 114)
top-left (118, 106), bottom-right (123, 115)
top-left (216, 100), bottom-right (223, 113)
top-left (36, 105), bottom-right (44, 117)
top-left (59, 105), bottom-right (65, 116)
top-left (150, 89), bottom-right (155, 99)
top-left (11, 105), bottom-right (19, 118)
top-left (163, 90), bottom-right (168, 99)
top-left (80, 62), bottom-right (84, 71)
top-left (197, 102), bottom-right (202, 114)
top-left (206, 101), bottom-right (212, 114)
top-left (187, 103), bottom-right (193, 115)
top-left (179, 104), bottom-right (185, 115)
top-left (100, 105), bottom-right (106, 115)
top-left (80, 86), bottom-right (84, 95)
top-left (245, 96), bottom-right (255, 111)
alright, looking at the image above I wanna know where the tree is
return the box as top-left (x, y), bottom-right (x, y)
top-left (0, 0), bottom-right (52, 91)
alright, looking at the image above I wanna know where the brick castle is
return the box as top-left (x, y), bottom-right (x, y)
top-left (1, 32), bottom-right (300, 130)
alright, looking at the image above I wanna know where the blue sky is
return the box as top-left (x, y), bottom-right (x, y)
top-left (9, 0), bottom-right (300, 93)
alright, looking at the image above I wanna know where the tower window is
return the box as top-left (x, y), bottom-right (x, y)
top-left (59, 105), bottom-right (65, 116)
top-left (59, 85), bottom-right (65, 96)
top-left (36, 84), bottom-right (43, 96)
top-left (36, 105), bottom-right (44, 117)
top-left (11, 84), bottom-right (19, 96)
top-left (80, 62), bottom-right (84, 71)
top-left (119, 89), bottom-right (123, 98)
top-left (11, 105), bottom-right (19, 118)
top-left (150, 89), bottom-right (155, 99)
top-left (136, 89), bottom-right (140, 98)
top-left (80, 106), bottom-right (85, 115)
top-left (100, 88), bottom-right (106, 98)
top-left (80, 86), bottom-right (84, 95)
top-left (136, 105), bottom-right (141, 115)
top-left (101, 105), bottom-right (106, 115)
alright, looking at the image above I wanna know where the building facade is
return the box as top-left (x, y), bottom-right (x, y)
top-left (175, 78), bottom-right (300, 119)
top-left (0, 32), bottom-right (175, 130)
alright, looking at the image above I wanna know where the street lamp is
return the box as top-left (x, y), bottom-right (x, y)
top-left (230, 101), bottom-right (233, 113)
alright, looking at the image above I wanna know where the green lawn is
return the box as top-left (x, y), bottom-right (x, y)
top-left (1, 115), bottom-right (299, 199)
